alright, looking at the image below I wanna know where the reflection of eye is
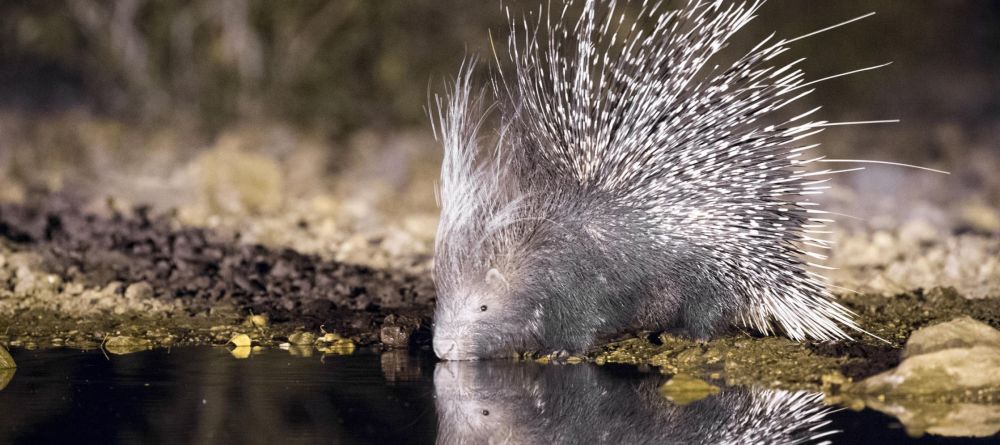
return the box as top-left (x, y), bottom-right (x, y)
top-left (481, 409), bottom-right (490, 416)
top-left (480, 305), bottom-right (488, 312)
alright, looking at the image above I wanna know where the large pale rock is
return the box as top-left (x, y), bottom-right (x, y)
top-left (849, 317), bottom-right (1000, 438)
top-left (860, 346), bottom-right (1000, 396)
top-left (858, 317), bottom-right (1000, 396)
top-left (904, 316), bottom-right (1000, 357)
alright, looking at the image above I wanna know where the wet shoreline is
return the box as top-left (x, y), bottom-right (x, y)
top-left (2, 196), bottom-right (999, 395)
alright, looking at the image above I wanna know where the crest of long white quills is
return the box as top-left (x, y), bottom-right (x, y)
top-left (434, 0), bottom-right (875, 341)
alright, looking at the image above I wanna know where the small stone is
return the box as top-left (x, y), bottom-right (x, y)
top-left (315, 331), bottom-right (355, 354)
top-left (102, 281), bottom-right (123, 295)
top-left (104, 336), bottom-right (154, 355)
top-left (64, 282), bottom-right (85, 295)
top-left (316, 332), bottom-right (345, 343)
top-left (248, 314), bottom-right (269, 328)
top-left (44, 274), bottom-right (62, 288)
top-left (125, 282), bottom-right (154, 300)
top-left (229, 334), bottom-right (252, 347)
top-left (379, 325), bottom-right (412, 348)
top-left (288, 331), bottom-right (316, 345)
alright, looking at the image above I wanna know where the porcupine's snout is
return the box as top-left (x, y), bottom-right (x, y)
top-left (433, 323), bottom-right (479, 360)
top-left (433, 333), bottom-right (478, 361)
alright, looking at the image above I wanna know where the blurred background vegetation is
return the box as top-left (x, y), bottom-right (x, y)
top-left (0, 0), bottom-right (500, 134)
top-left (1, 0), bottom-right (997, 138)
top-left (0, 0), bottom-right (997, 240)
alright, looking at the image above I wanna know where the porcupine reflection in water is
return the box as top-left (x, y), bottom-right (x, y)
top-left (1, 348), bottom-right (845, 443)
top-left (433, 361), bottom-right (836, 445)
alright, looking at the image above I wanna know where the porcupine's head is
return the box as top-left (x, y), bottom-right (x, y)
top-left (429, 66), bottom-right (615, 360)
top-left (429, 66), bottom-right (521, 361)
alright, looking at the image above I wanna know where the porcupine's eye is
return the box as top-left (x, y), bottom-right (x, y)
top-left (479, 305), bottom-right (488, 312)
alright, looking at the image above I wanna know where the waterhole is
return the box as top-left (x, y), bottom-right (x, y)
top-left (0, 347), bottom-right (990, 444)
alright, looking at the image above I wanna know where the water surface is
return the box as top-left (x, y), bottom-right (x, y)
top-left (0, 347), bottom-right (991, 444)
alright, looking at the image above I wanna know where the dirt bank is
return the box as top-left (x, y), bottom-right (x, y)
top-left (0, 194), bottom-right (435, 349)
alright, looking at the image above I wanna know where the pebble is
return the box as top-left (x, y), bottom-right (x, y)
top-left (104, 336), bottom-right (154, 355)
top-left (229, 334), bottom-right (253, 347)
top-left (125, 282), bottom-right (154, 300)
top-left (288, 331), bottom-right (316, 345)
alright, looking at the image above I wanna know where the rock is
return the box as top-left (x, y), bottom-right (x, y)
top-left (316, 332), bottom-right (356, 355)
top-left (315, 332), bottom-right (346, 344)
top-left (904, 316), bottom-right (1000, 357)
top-left (845, 317), bottom-right (1000, 438)
top-left (379, 325), bottom-right (411, 348)
top-left (104, 336), bottom-right (154, 355)
top-left (0, 345), bottom-right (15, 369)
top-left (861, 346), bottom-right (1000, 396)
top-left (247, 314), bottom-right (269, 328)
top-left (379, 314), bottom-right (421, 348)
top-left (961, 202), bottom-right (1000, 233)
top-left (856, 317), bottom-right (1000, 396)
top-left (288, 331), bottom-right (316, 345)
top-left (228, 334), bottom-right (252, 347)
top-left (124, 282), bottom-right (154, 300)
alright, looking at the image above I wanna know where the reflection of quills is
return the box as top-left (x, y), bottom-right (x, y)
top-left (434, 362), bottom-right (837, 445)
top-left (432, 0), bottom-right (880, 360)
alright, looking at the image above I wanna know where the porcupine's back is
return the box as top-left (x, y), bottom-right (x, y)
top-left (434, 0), bottom-right (864, 344)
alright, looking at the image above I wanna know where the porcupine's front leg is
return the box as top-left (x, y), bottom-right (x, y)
top-left (643, 274), bottom-right (736, 341)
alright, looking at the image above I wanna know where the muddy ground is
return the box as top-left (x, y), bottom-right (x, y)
top-left (0, 193), bottom-right (435, 350)
top-left (1, 192), bottom-right (998, 394)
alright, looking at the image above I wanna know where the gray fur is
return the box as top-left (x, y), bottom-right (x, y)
top-left (432, 0), bottom-right (862, 360)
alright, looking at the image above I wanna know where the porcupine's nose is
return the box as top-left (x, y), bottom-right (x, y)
top-left (433, 335), bottom-right (476, 361)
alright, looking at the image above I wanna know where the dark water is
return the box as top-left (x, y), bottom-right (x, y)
top-left (0, 347), bottom-right (992, 445)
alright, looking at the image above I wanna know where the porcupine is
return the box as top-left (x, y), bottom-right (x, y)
top-left (431, 0), bottom-right (887, 360)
